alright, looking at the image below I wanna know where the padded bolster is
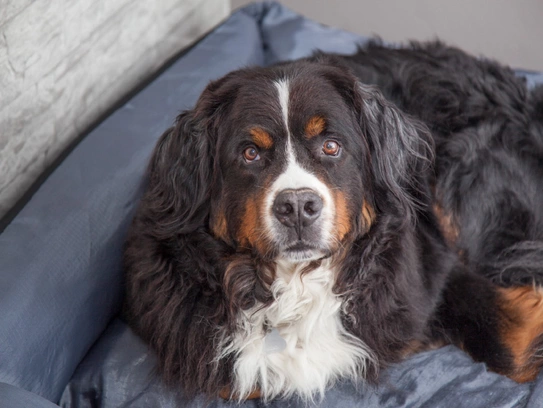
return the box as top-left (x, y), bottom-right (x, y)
top-left (0, 383), bottom-right (60, 408)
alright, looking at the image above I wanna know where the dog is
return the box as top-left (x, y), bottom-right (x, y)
top-left (123, 40), bottom-right (543, 402)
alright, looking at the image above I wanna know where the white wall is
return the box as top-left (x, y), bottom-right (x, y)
top-left (232, 0), bottom-right (543, 71)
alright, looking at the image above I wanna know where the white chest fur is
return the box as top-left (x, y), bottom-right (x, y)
top-left (220, 259), bottom-right (374, 401)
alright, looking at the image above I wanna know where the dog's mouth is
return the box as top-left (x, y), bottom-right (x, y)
top-left (281, 241), bottom-right (328, 262)
top-left (285, 241), bottom-right (315, 252)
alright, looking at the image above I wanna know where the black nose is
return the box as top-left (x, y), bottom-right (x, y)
top-left (273, 189), bottom-right (323, 231)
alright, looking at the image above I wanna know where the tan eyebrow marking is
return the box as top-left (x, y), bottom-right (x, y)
top-left (304, 115), bottom-right (326, 139)
top-left (250, 127), bottom-right (274, 149)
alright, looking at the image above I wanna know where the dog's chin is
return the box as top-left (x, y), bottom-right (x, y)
top-left (279, 243), bottom-right (328, 263)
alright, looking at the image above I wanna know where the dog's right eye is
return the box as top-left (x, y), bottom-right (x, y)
top-left (243, 146), bottom-right (261, 162)
top-left (322, 140), bottom-right (341, 156)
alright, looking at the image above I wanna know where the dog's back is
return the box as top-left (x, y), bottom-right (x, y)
top-left (333, 42), bottom-right (543, 383)
top-left (341, 41), bottom-right (543, 287)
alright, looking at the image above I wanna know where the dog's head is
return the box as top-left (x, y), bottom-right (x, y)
top-left (147, 57), bottom-right (433, 267)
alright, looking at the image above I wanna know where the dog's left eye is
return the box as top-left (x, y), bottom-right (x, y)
top-left (243, 146), bottom-right (261, 162)
top-left (322, 140), bottom-right (340, 156)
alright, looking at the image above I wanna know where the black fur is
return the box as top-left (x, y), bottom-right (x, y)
top-left (123, 102), bottom-right (233, 395)
top-left (124, 41), bottom-right (543, 399)
top-left (341, 40), bottom-right (543, 287)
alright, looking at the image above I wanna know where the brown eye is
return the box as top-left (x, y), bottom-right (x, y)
top-left (322, 140), bottom-right (340, 156)
top-left (243, 146), bottom-right (260, 162)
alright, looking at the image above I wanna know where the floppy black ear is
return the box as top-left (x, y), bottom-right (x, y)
top-left (357, 83), bottom-right (434, 220)
top-left (145, 110), bottom-right (212, 238)
top-left (145, 70), bottom-right (241, 238)
top-left (317, 56), bottom-right (434, 220)
top-left (124, 87), bottom-right (235, 398)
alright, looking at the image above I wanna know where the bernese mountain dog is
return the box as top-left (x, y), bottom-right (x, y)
top-left (123, 41), bottom-right (543, 402)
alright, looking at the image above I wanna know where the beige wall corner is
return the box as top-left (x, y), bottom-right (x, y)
top-left (232, 0), bottom-right (543, 71)
top-left (0, 0), bottom-right (230, 218)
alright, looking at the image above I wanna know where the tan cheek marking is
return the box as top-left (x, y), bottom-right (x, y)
top-left (334, 191), bottom-right (351, 241)
top-left (250, 127), bottom-right (273, 149)
top-left (238, 196), bottom-right (258, 247)
top-left (304, 115), bottom-right (326, 139)
top-left (237, 192), bottom-right (270, 255)
top-left (498, 286), bottom-right (543, 383)
top-left (362, 200), bottom-right (375, 230)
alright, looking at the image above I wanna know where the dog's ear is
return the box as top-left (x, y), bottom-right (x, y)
top-left (124, 77), bottom-right (239, 398)
top-left (319, 59), bottom-right (434, 220)
top-left (145, 73), bottom-right (239, 237)
top-left (145, 110), bottom-right (212, 238)
top-left (356, 83), bottom-right (434, 220)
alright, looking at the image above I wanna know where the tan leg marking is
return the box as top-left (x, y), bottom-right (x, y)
top-left (219, 386), bottom-right (261, 400)
top-left (498, 286), bottom-right (543, 382)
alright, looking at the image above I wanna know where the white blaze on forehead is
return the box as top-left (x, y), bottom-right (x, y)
top-left (275, 79), bottom-right (290, 134)
top-left (274, 78), bottom-right (298, 170)
top-left (266, 79), bottom-right (335, 253)
top-left (273, 78), bottom-right (295, 170)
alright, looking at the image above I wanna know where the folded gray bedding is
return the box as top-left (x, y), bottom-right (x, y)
top-left (1, 2), bottom-right (542, 407)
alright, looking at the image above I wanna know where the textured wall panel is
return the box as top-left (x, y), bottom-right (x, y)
top-left (0, 0), bottom-right (229, 218)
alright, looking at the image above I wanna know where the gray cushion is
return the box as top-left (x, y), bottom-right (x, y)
top-left (60, 319), bottom-right (534, 408)
top-left (0, 383), bottom-right (60, 408)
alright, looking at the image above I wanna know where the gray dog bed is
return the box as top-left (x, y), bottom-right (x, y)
top-left (1, 2), bottom-right (543, 407)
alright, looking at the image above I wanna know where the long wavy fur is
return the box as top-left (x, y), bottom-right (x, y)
top-left (124, 40), bottom-right (543, 399)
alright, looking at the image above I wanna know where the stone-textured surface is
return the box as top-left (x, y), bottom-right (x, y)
top-left (0, 0), bottom-right (229, 218)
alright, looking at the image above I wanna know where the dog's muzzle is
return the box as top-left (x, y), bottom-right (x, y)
top-left (271, 188), bottom-right (328, 261)
top-left (273, 188), bottom-right (323, 234)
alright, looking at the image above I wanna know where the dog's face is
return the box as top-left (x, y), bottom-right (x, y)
top-left (154, 58), bottom-right (432, 267)
top-left (206, 65), bottom-right (376, 263)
